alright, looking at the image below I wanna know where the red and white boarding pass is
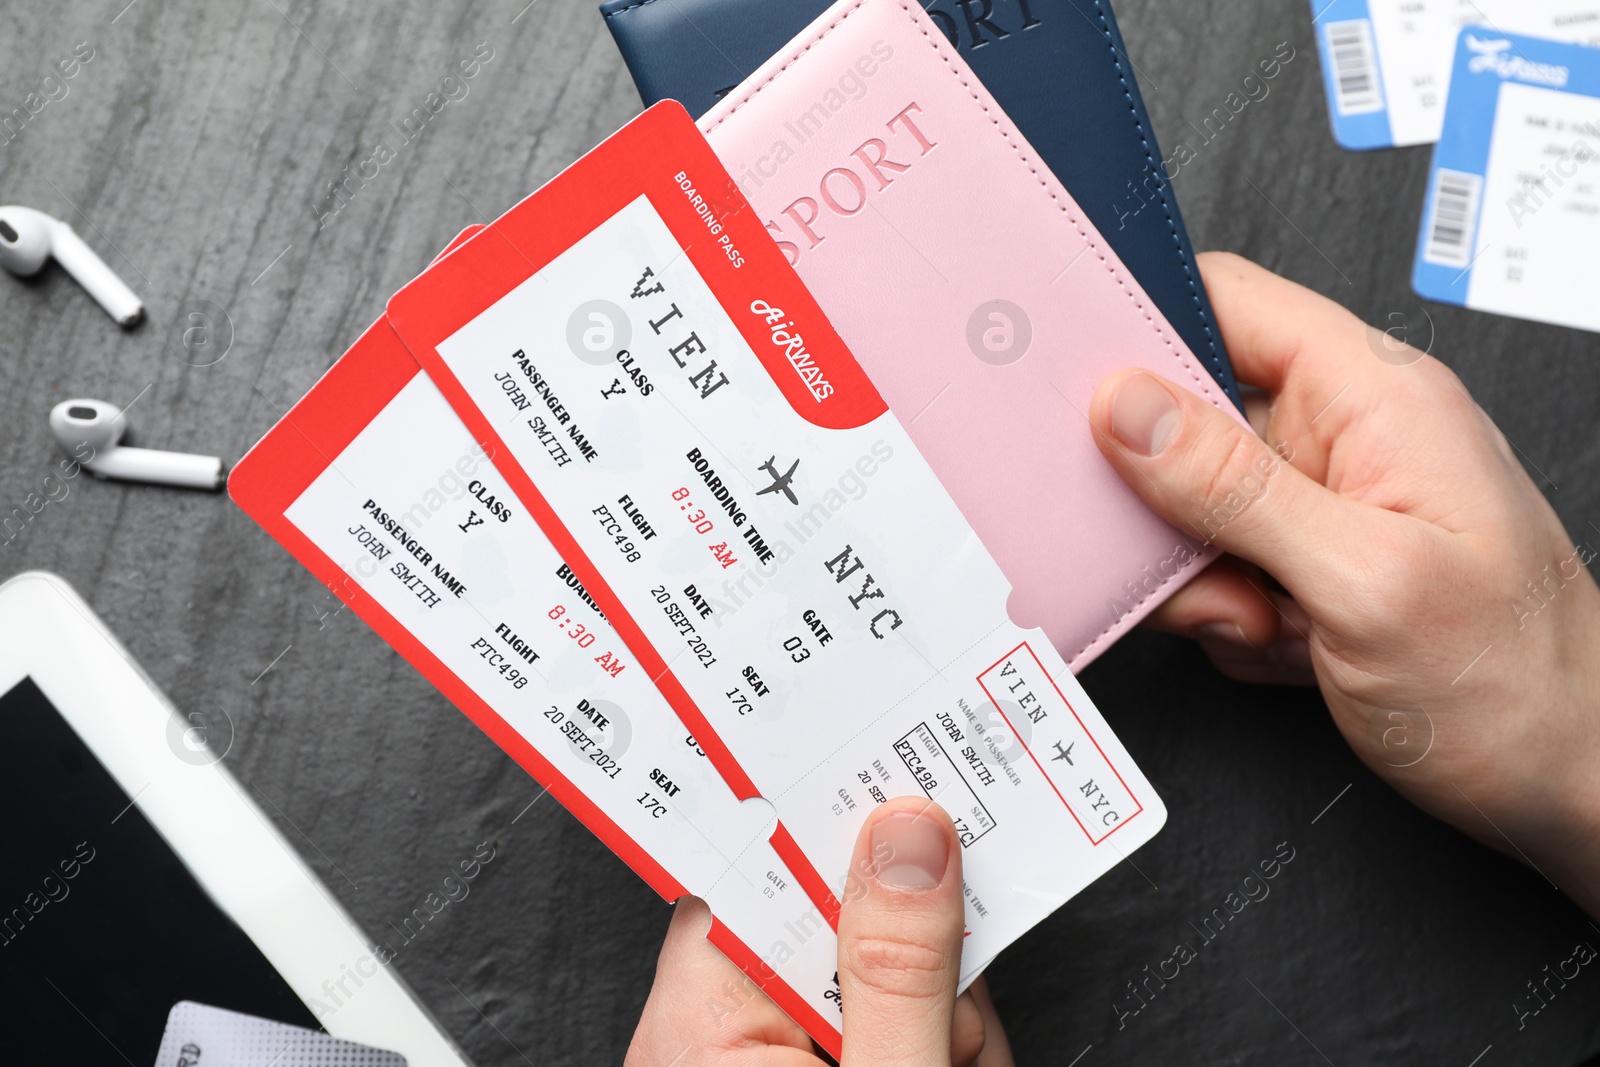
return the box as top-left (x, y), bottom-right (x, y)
top-left (384, 103), bottom-right (1167, 988)
top-left (231, 230), bottom-right (848, 1054)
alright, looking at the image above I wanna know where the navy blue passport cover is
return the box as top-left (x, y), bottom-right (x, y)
top-left (597, 0), bottom-right (1242, 408)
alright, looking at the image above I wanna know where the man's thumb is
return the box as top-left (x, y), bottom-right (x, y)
top-left (837, 799), bottom-right (966, 1067)
top-left (1090, 370), bottom-right (1360, 601)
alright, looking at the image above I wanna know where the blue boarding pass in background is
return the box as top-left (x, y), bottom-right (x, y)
top-left (1311, 0), bottom-right (1600, 150)
top-left (1413, 29), bottom-right (1600, 334)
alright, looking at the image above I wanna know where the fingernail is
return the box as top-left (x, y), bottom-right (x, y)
top-left (1110, 372), bottom-right (1181, 456)
top-left (1197, 621), bottom-right (1253, 647)
top-left (871, 812), bottom-right (949, 891)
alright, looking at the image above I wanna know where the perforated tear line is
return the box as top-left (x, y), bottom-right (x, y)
top-left (703, 0), bottom-right (1218, 666)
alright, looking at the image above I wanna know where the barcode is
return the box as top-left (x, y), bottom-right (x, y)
top-left (1423, 169), bottom-right (1484, 268)
top-left (1324, 19), bottom-right (1384, 115)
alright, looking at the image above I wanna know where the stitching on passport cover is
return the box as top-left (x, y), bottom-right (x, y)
top-left (1086, 0), bottom-right (1226, 389)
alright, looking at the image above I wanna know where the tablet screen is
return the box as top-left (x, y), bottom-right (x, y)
top-left (0, 675), bottom-right (318, 1062)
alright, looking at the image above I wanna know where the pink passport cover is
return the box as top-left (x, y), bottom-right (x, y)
top-left (700, 0), bottom-right (1247, 671)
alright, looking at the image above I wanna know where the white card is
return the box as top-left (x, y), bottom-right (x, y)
top-left (153, 1001), bottom-right (407, 1067)
top-left (1313, 0), bottom-right (1600, 148)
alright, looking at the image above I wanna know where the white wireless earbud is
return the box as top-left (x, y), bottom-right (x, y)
top-left (50, 399), bottom-right (226, 491)
top-left (0, 205), bottom-right (145, 327)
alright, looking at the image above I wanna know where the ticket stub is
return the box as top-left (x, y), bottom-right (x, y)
top-left (1414, 29), bottom-right (1600, 333)
top-left (230, 310), bottom-right (846, 1054)
top-left (1312, 0), bottom-right (1600, 148)
top-left (387, 102), bottom-right (1166, 983)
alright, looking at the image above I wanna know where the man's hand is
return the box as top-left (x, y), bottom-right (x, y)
top-left (625, 798), bottom-right (1014, 1066)
top-left (1090, 251), bottom-right (1600, 915)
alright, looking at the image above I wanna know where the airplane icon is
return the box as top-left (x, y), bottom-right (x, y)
top-left (1051, 741), bottom-right (1075, 765)
top-left (756, 456), bottom-right (801, 506)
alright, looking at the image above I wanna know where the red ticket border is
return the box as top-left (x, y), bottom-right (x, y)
top-left (229, 304), bottom-right (842, 1056)
top-left (976, 641), bottom-right (1144, 845)
top-left (384, 103), bottom-right (876, 930)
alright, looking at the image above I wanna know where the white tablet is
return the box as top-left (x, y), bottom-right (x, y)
top-left (0, 571), bottom-right (472, 1067)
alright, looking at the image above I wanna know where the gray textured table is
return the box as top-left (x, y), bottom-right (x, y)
top-left (3, 1), bottom-right (1599, 1064)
